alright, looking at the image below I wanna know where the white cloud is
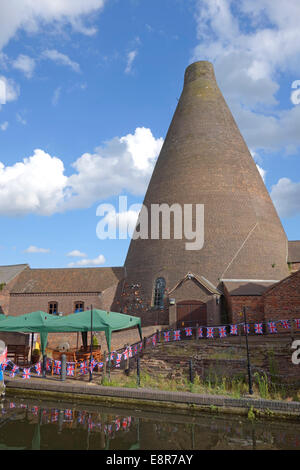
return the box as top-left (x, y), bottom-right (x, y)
top-left (0, 0), bottom-right (106, 51)
top-left (0, 121), bottom-right (8, 131)
top-left (24, 245), bottom-right (50, 253)
top-left (256, 164), bottom-right (266, 182)
top-left (68, 254), bottom-right (105, 267)
top-left (52, 86), bottom-right (62, 106)
top-left (0, 127), bottom-right (163, 216)
top-left (12, 54), bottom-right (36, 78)
top-left (16, 112), bottom-right (27, 125)
top-left (67, 250), bottom-right (87, 257)
top-left (192, 0), bottom-right (300, 154)
top-left (42, 49), bottom-right (80, 73)
top-left (0, 75), bottom-right (20, 104)
top-left (271, 178), bottom-right (300, 218)
top-left (125, 50), bottom-right (138, 74)
top-left (0, 149), bottom-right (68, 216)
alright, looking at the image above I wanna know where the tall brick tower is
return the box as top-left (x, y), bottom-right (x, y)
top-left (122, 61), bottom-right (289, 326)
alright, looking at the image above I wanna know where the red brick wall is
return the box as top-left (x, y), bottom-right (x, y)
top-left (264, 270), bottom-right (300, 321)
top-left (290, 262), bottom-right (300, 273)
top-left (9, 292), bottom-right (102, 316)
top-left (223, 288), bottom-right (264, 324)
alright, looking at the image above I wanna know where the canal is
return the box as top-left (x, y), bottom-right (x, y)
top-left (0, 395), bottom-right (299, 450)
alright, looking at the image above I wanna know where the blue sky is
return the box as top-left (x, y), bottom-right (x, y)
top-left (0, 0), bottom-right (300, 269)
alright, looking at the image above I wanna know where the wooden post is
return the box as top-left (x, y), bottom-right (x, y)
top-left (101, 351), bottom-right (107, 384)
top-left (196, 323), bottom-right (199, 340)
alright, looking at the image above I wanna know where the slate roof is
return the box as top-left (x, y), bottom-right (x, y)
top-left (10, 267), bottom-right (124, 294)
top-left (0, 264), bottom-right (29, 285)
top-left (288, 241), bottom-right (300, 263)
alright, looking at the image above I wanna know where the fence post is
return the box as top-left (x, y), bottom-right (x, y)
top-left (61, 354), bottom-right (66, 381)
top-left (243, 307), bottom-right (253, 395)
top-left (189, 359), bottom-right (194, 384)
top-left (101, 351), bottom-right (107, 384)
top-left (136, 357), bottom-right (141, 387)
top-left (156, 329), bottom-right (160, 343)
top-left (124, 344), bottom-right (130, 375)
top-left (143, 336), bottom-right (146, 350)
top-left (196, 323), bottom-right (199, 340)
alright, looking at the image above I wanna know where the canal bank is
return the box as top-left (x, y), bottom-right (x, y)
top-left (4, 376), bottom-right (300, 421)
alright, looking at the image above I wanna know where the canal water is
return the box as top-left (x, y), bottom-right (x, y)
top-left (0, 395), bottom-right (299, 450)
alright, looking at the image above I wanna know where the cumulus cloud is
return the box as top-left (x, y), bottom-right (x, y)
top-left (271, 178), bottom-right (300, 218)
top-left (67, 250), bottom-right (87, 257)
top-left (0, 149), bottom-right (68, 216)
top-left (193, 0), bottom-right (300, 154)
top-left (42, 49), bottom-right (80, 73)
top-left (12, 54), bottom-right (36, 78)
top-left (0, 0), bottom-right (106, 51)
top-left (68, 254), bottom-right (105, 267)
top-left (0, 127), bottom-right (163, 216)
top-left (24, 245), bottom-right (50, 253)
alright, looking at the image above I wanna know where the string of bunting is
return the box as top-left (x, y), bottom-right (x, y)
top-left (2, 317), bottom-right (299, 380)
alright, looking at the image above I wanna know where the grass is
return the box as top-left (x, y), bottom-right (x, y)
top-left (96, 370), bottom-right (300, 402)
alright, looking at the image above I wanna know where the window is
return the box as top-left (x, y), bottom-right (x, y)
top-left (48, 302), bottom-right (58, 315)
top-left (74, 301), bottom-right (84, 313)
top-left (153, 277), bottom-right (166, 309)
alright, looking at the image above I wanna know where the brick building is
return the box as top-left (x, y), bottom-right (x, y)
top-left (1, 61), bottom-right (300, 333)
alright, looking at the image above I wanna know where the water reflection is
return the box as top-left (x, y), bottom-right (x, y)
top-left (0, 396), bottom-right (299, 450)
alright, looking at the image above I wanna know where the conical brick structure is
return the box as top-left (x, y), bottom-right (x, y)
top-left (123, 61), bottom-right (289, 320)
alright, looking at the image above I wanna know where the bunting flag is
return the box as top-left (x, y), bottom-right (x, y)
top-left (53, 360), bottom-right (61, 375)
top-left (46, 359), bottom-right (52, 371)
top-left (129, 346), bottom-right (133, 357)
top-left (10, 365), bottom-right (19, 377)
top-left (185, 327), bottom-right (192, 337)
top-left (115, 353), bottom-right (122, 368)
top-left (139, 342), bottom-right (143, 351)
top-left (152, 335), bottom-right (157, 346)
top-left (174, 330), bottom-right (181, 341)
top-left (80, 361), bottom-right (88, 375)
top-left (134, 344), bottom-right (138, 355)
top-left (268, 321), bottom-right (277, 334)
top-left (110, 352), bottom-right (115, 362)
top-left (123, 349), bottom-right (129, 360)
top-left (115, 418), bottom-right (121, 432)
top-left (280, 320), bottom-right (290, 329)
top-left (67, 364), bottom-right (75, 376)
top-left (90, 358), bottom-right (98, 371)
top-left (198, 327), bottom-right (203, 338)
top-left (218, 326), bottom-right (227, 338)
top-left (207, 327), bottom-right (214, 338)
top-left (35, 362), bottom-right (41, 376)
top-left (64, 409), bottom-right (73, 421)
top-left (22, 368), bottom-right (31, 379)
top-left (295, 319), bottom-right (300, 329)
top-left (164, 331), bottom-right (170, 342)
top-left (230, 324), bottom-right (238, 335)
top-left (255, 323), bottom-right (263, 334)
top-left (243, 324), bottom-right (250, 334)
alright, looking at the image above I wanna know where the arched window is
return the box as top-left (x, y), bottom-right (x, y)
top-left (48, 302), bottom-right (58, 315)
top-left (74, 301), bottom-right (84, 313)
top-left (153, 278), bottom-right (166, 309)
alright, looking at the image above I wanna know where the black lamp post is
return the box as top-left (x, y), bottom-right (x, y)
top-left (243, 306), bottom-right (253, 395)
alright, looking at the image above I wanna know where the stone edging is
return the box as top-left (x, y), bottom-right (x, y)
top-left (4, 377), bottom-right (300, 418)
